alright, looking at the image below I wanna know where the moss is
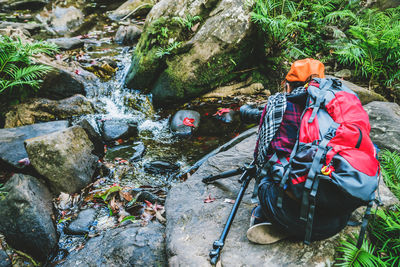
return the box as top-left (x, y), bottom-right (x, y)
top-left (125, 16), bottom-right (191, 90)
top-left (151, 39), bottom-right (256, 105)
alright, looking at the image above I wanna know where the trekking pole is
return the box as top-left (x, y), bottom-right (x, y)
top-left (203, 161), bottom-right (256, 265)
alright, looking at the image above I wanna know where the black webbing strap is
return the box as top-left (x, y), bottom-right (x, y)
top-left (299, 122), bottom-right (340, 221)
top-left (356, 201), bottom-right (374, 249)
top-left (277, 139), bottom-right (300, 208)
top-left (308, 79), bottom-right (332, 123)
top-left (304, 174), bottom-right (321, 244)
top-left (251, 153), bottom-right (279, 203)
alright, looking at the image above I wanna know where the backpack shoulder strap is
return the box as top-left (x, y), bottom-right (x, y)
top-left (308, 78), bottom-right (333, 123)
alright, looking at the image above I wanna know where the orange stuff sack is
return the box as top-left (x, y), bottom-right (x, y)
top-left (285, 58), bottom-right (325, 82)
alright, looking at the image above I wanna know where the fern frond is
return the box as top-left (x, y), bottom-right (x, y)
top-left (336, 235), bottom-right (383, 267)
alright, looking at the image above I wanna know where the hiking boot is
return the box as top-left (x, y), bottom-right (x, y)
top-left (249, 205), bottom-right (270, 227)
top-left (246, 223), bottom-right (290, 245)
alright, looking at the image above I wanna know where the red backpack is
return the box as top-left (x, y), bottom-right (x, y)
top-left (263, 78), bottom-right (380, 244)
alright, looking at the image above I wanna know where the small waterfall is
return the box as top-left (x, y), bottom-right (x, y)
top-left (83, 46), bottom-right (175, 146)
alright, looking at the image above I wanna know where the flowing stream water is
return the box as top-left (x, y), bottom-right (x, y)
top-left (1, 2), bottom-right (252, 264)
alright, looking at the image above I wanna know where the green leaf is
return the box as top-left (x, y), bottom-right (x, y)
top-left (120, 215), bottom-right (136, 223)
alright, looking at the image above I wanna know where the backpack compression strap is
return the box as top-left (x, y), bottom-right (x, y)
top-left (300, 122), bottom-right (340, 244)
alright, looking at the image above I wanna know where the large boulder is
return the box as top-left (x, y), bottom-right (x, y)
top-left (124, 0), bottom-right (255, 105)
top-left (108, 0), bottom-right (154, 21)
top-left (0, 120), bottom-right (68, 171)
top-left (39, 68), bottom-right (86, 100)
top-left (0, 0), bottom-right (48, 11)
top-left (375, 0), bottom-right (400, 9)
top-left (46, 37), bottom-right (85, 50)
top-left (326, 75), bottom-right (387, 105)
top-left (165, 133), bottom-right (397, 266)
top-left (98, 118), bottom-right (138, 142)
top-left (37, 6), bottom-right (84, 36)
top-left (4, 94), bottom-right (95, 128)
top-left (0, 173), bottom-right (57, 262)
top-left (0, 21), bottom-right (42, 35)
top-left (25, 126), bottom-right (99, 194)
top-left (114, 25), bottom-right (142, 45)
top-left (60, 222), bottom-right (166, 266)
top-left (364, 101), bottom-right (400, 152)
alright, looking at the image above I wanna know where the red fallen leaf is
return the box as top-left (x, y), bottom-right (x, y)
top-left (183, 117), bottom-right (195, 127)
top-left (115, 139), bottom-right (124, 145)
top-left (144, 199), bottom-right (153, 207)
top-left (104, 145), bottom-right (107, 153)
top-left (204, 194), bottom-right (216, 203)
top-left (75, 69), bottom-right (81, 75)
top-left (213, 108), bottom-right (232, 116)
top-left (204, 113), bottom-right (209, 116)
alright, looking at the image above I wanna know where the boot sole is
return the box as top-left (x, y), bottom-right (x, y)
top-left (246, 222), bottom-right (289, 244)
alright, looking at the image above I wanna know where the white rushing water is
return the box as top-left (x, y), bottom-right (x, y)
top-left (83, 46), bottom-right (174, 143)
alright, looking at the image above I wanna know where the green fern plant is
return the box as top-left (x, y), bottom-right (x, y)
top-left (172, 14), bottom-right (202, 31)
top-left (251, 0), bottom-right (307, 51)
top-left (155, 41), bottom-right (182, 59)
top-left (380, 149), bottom-right (400, 199)
top-left (369, 207), bottom-right (400, 266)
top-left (332, 7), bottom-right (400, 88)
top-left (336, 235), bottom-right (384, 267)
top-left (0, 35), bottom-right (59, 101)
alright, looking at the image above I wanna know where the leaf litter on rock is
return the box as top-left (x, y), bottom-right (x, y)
top-left (204, 193), bottom-right (216, 203)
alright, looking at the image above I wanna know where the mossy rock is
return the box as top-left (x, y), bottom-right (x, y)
top-left (124, 0), bottom-right (256, 105)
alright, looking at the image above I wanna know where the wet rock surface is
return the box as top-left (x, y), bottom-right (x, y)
top-left (144, 160), bottom-right (180, 174)
top-left (47, 37), bottom-right (85, 50)
top-left (65, 208), bottom-right (97, 235)
top-left (38, 6), bottom-right (84, 36)
top-left (0, 0), bottom-right (47, 11)
top-left (25, 125), bottom-right (98, 194)
top-left (108, 0), bottom-right (154, 21)
top-left (76, 118), bottom-right (105, 157)
top-left (0, 173), bottom-right (57, 262)
top-left (165, 134), bottom-right (396, 266)
top-left (114, 25), bottom-right (142, 45)
top-left (98, 118), bottom-right (138, 142)
top-left (4, 94), bottom-right (95, 128)
top-left (60, 222), bottom-right (166, 267)
top-left (364, 101), bottom-right (400, 152)
top-left (170, 110), bottom-right (200, 136)
top-left (129, 141), bottom-right (145, 162)
top-left (0, 21), bottom-right (42, 35)
top-left (0, 249), bottom-right (11, 267)
top-left (0, 120), bottom-right (68, 170)
top-left (39, 68), bottom-right (86, 100)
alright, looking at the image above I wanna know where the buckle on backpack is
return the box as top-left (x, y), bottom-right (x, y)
top-left (321, 165), bottom-right (334, 176)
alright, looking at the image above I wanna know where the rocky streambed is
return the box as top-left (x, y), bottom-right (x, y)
top-left (1, 0), bottom-right (400, 266)
top-left (0, 0), bottom-right (268, 265)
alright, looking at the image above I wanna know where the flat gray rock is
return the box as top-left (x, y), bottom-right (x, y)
top-left (60, 222), bottom-right (166, 267)
top-left (165, 134), bottom-right (397, 266)
top-left (326, 75), bottom-right (386, 105)
top-left (364, 101), bottom-right (400, 152)
top-left (0, 120), bottom-right (68, 170)
top-left (47, 37), bottom-right (84, 50)
top-left (65, 208), bottom-right (96, 235)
